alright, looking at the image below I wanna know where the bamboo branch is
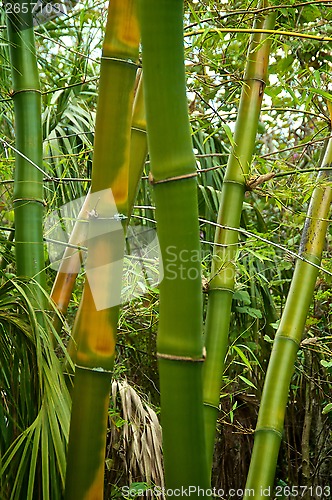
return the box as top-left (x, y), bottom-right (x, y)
top-left (185, 27), bottom-right (332, 43)
top-left (184, 1), bottom-right (332, 28)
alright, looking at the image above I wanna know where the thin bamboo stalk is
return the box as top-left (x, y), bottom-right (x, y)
top-left (128, 70), bottom-right (148, 221)
top-left (139, 0), bottom-right (210, 495)
top-left (203, 3), bottom-right (276, 469)
top-left (6, 0), bottom-right (46, 293)
top-left (64, 2), bottom-right (139, 498)
top-left (244, 141), bottom-right (332, 499)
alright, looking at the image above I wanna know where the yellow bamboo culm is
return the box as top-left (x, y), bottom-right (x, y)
top-left (64, 1), bottom-right (140, 498)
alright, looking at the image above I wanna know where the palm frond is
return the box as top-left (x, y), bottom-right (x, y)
top-left (0, 277), bottom-right (71, 500)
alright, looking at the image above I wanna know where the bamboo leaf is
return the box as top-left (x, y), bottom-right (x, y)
top-left (238, 375), bottom-right (257, 390)
top-left (232, 345), bottom-right (253, 371)
top-left (235, 305), bottom-right (263, 319)
top-left (322, 403), bottom-right (332, 414)
top-left (222, 123), bottom-right (235, 148)
top-left (308, 87), bottom-right (332, 102)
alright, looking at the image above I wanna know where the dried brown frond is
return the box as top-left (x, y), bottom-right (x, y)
top-left (105, 379), bottom-right (164, 498)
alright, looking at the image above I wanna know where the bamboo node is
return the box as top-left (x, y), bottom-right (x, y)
top-left (243, 77), bottom-right (266, 86)
top-left (131, 126), bottom-right (146, 134)
top-left (275, 335), bottom-right (300, 347)
top-left (101, 56), bottom-right (138, 68)
top-left (255, 426), bottom-right (283, 439)
top-left (9, 88), bottom-right (42, 97)
top-left (208, 286), bottom-right (234, 294)
top-left (222, 179), bottom-right (245, 187)
top-left (13, 197), bottom-right (47, 206)
top-left (149, 171), bottom-right (197, 186)
top-left (157, 350), bottom-right (205, 362)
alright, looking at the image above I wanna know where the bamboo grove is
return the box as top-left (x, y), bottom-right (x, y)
top-left (0, 0), bottom-right (332, 499)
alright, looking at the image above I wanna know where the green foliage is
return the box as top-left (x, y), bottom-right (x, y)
top-left (0, 276), bottom-right (71, 499)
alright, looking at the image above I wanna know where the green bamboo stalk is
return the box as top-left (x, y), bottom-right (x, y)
top-left (244, 141), bottom-right (332, 499)
top-left (203, 3), bottom-right (276, 469)
top-left (64, 2), bottom-right (139, 498)
top-left (6, 0), bottom-right (46, 293)
top-left (139, 0), bottom-right (209, 495)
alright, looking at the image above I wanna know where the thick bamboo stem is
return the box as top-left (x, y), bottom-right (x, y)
top-left (140, 0), bottom-right (210, 495)
top-left (6, 0), bottom-right (46, 294)
top-left (244, 140), bottom-right (332, 499)
top-left (64, 2), bottom-right (139, 498)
